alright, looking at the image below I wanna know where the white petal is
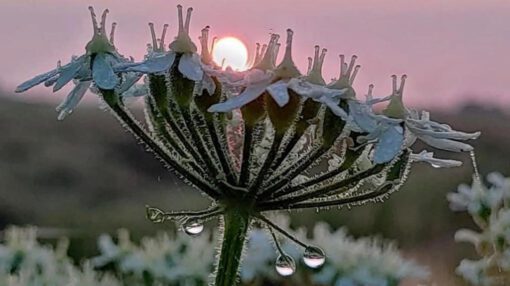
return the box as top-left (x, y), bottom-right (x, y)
top-left (244, 69), bottom-right (273, 85)
top-left (288, 78), bottom-right (347, 99)
top-left (53, 57), bottom-right (87, 92)
top-left (447, 193), bottom-right (469, 211)
top-left (348, 100), bottom-right (378, 133)
top-left (121, 84), bottom-right (149, 98)
top-left (178, 53), bottom-right (203, 81)
top-left (266, 80), bottom-right (290, 107)
top-left (410, 150), bottom-right (462, 168)
top-left (208, 82), bottom-right (267, 112)
top-left (373, 124), bottom-right (404, 164)
top-left (419, 135), bottom-right (474, 152)
top-left (44, 74), bottom-right (60, 87)
top-left (56, 81), bottom-right (91, 120)
top-left (201, 73), bottom-right (216, 95)
top-left (117, 73), bottom-right (143, 94)
top-left (114, 53), bottom-right (175, 74)
top-left (404, 131), bottom-right (418, 148)
top-left (16, 68), bottom-right (59, 92)
top-left (407, 117), bottom-right (452, 132)
top-left (407, 123), bottom-right (481, 141)
top-left (366, 95), bottom-right (392, 105)
top-left (454, 229), bottom-right (481, 245)
top-left (319, 96), bottom-right (349, 120)
top-left (93, 53), bottom-right (119, 90)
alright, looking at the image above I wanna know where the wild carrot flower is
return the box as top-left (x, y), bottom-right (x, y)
top-left (15, 7), bottom-right (139, 120)
top-left (115, 5), bottom-right (203, 82)
top-left (449, 162), bottom-right (510, 285)
top-left (16, 5), bottom-right (479, 285)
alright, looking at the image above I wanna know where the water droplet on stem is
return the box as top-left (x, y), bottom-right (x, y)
top-left (303, 246), bottom-right (325, 268)
top-left (275, 254), bottom-right (296, 276)
top-left (183, 220), bottom-right (204, 236)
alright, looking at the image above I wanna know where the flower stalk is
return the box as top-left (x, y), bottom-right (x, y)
top-left (215, 208), bottom-right (251, 286)
top-left (15, 4), bottom-right (480, 285)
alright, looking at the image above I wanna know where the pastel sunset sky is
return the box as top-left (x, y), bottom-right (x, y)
top-left (1, 0), bottom-right (509, 108)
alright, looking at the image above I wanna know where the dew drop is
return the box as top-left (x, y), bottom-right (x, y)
top-left (183, 220), bottom-right (204, 236)
top-left (275, 254), bottom-right (296, 276)
top-left (303, 246), bottom-right (325, 268)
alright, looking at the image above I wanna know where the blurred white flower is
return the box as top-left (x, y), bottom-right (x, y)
top-left (451, 172), bottom-right (510, 285)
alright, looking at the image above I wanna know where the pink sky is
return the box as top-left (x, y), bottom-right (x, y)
top-left (1, 0), bottom-right (509, 109)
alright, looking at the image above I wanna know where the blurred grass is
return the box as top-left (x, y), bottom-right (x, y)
top-left (0, 94), bottom-right (508, 284)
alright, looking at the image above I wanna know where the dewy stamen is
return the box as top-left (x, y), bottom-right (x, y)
top-left (100, 9), bottom-right (109, 35)
top-left (149, 23), bottom-right (158, 49)
top-left (177, 5), bottom-right (184, 34)
top-left (307, 45), bottom-right (327, 84)
top-left (306, 57), bottom-right (313, 75)
top-left (110, 22), bottom-right (117, 44)
top-left (274, 29), bottom-right (300, 78)
top-left (160, 24), bottom-right (169, 49)
top-left (339, 54), bottom-right (346, 76)
top-left (88, 6), bottom-right (99, 34)
top-left (185, 7), bottom-right (193, 34)
top-left (200, 26), bottom-right (212, 64)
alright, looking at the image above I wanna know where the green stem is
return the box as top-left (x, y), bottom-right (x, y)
top-left (101, 90), bottom-right (220, 199)
top-left (214, 209), bottom-right (251, 286)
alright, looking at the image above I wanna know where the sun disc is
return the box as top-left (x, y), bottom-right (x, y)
top-left (212, 37), bottom-right (248, 71)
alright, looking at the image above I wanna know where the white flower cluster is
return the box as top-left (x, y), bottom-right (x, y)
top-left (0, 223), bottom-right (426, 286)
top-left (242, 216), bottom-right (427, 286)
top-left (92, 228), bottom-right (215, 285)
top-left (0, 226), bottom-right (120, 286)
top-left (448, 172), bottom-right (510, 285)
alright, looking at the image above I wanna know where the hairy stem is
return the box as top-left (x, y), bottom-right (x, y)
top-left (214, 209), bottom-right (251, 286)
top-left (262, 147), bottom-right (364, 201)
top-left (258, 146), bottom-right (328, 198)
top-left (206, 119), bottom-right (237, 185)
top-left (249, 134), bottom-right (284, 196)
top-left (239, 124), bottom-right (254, 186)
top-left (258, 163), bottom-right (386, 210)
top-left (101, 90), bottom-right (220, 199)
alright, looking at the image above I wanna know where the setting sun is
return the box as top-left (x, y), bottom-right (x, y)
top-left (212, 37), bottom-right (248, 71)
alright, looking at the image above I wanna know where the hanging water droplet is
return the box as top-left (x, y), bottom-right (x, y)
top-left (431, 163), bottom-right (441, 169)
top-left (303, 246), bottom-right (325, 268)
top-left (183, 220), bottom-right (204, 236)
top-left (275, 254), bottom-right (296, 276)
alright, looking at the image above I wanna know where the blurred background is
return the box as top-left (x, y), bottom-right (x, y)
top-left (1, 0), bottom-right (510, 285)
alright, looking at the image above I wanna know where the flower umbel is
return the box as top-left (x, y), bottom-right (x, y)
top-left (16, 5), bottom-right (480, 286)
top-left (449, 159), bottom-right (510, 285)
top-left (15, 7), bottom-right (140, 120)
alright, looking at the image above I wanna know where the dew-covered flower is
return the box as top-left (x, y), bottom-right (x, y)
top-left (15, 7), bottom-right (137, 120)
top-left (208, 31), bottom-right (351, 116)
top-left (114, 5), bottom-right (203, 82)
top-left (0, 226), bottom-right (121, 286)
top-left (451, 172), bottom-right (510, 285)
top-left (348, 74), bottom-right (479, 164)
top-left (410, 150), bottom-right (462, 168)
top-left (16, 5), bottom-right (480, 285)
top-left (447, 176), bottom-right (503, 218)
top-left (92, 228), bottom-right (215, 284)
